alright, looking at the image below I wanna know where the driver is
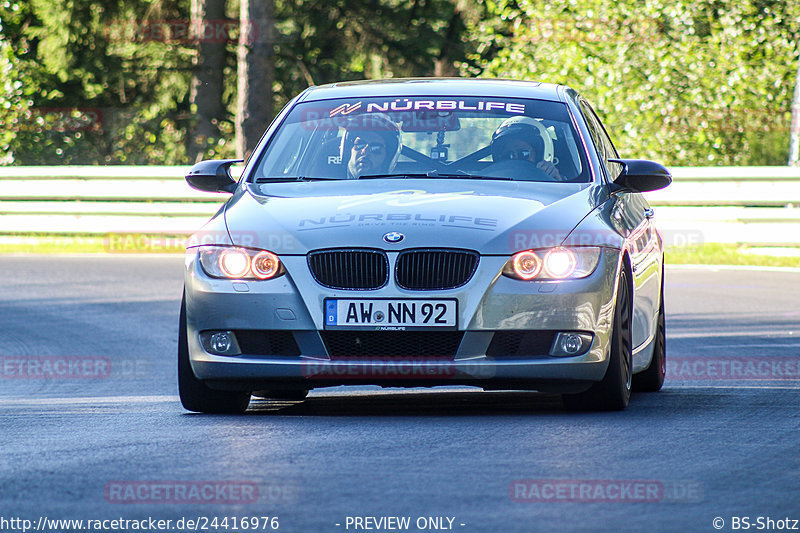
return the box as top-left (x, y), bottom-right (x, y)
top-left (490, 116), bottom-right (562, 180)
top-left (341, 113), bottom-right (402, 179)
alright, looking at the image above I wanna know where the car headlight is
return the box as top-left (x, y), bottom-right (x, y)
top-left (503, 247), bottom-right (601, 281)
top-left (197, 246), bottom-right (284, 280)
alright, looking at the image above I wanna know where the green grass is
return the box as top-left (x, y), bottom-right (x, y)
top-left (2, 236), bottom-right (800, 268)
top-left (0, 234), bottom-right (186, 254)
top-left (665, 243), bottom-right (800, 268)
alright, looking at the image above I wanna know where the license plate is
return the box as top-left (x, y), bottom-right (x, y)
top-left (324, 299), bottom-right (457, 330)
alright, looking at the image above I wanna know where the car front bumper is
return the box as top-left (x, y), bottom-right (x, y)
top-left (183, 247), bottom-right (621, 393)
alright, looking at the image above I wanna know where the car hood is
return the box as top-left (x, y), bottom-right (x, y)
top-left (220, 179), bottom-right (601, 255)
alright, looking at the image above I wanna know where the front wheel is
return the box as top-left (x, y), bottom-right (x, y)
top-left (563, 268), bottom-right (633, 411)
top-left (178, 294), bottom-right (251, 414)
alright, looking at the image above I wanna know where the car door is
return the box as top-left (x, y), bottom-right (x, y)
top-left (578, 99), bottom-right (661, 351)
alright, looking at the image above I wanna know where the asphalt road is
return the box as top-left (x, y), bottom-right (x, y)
top-left (1, 256), bottom-right (798, 533)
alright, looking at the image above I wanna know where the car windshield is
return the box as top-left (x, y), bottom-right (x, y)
top-left (251, 96), bottom-right (591, 183)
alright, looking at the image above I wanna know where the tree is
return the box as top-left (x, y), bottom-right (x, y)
top-left (7, 0), bottom-right (796, 167)
top-left (1, 0), bottom-right (483, 164)
top-left (271, 0), bottom-right (482, 109)
top-left (0, 4), bottom-right (39, 164)
top-left (236, 0), bottom-right (275, 159)
top-left (790, 56), bottom-right (800, 166)
top-left (187, 0), bottom-right (228, 163)
top-left (469, 0), bottom-right (800, 166)
top-left (1, 0), bottom-right (196, 164)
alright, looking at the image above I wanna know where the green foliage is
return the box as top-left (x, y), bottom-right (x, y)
top-left (1, 0), bottom-right (798, 165)
top-left (1, 0), bottom-right (477, 164)
top-left (272, 0), bottom-right (482, 110)
top-left (0, 1), bottom-right (48, 163)
top-left (0, 0), bottom-right (195, 164)
top-left (469, 0), bottom-right (800, 166)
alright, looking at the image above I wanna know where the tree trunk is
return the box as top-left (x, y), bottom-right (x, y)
top-left (789, 56), bottom-right (800, 166)
top-left (236, 0), bottom-right (275, 160)
top-left (187, 0), bottom-right (227, 164)
top-left (434, 10), bottom-right (463, 77)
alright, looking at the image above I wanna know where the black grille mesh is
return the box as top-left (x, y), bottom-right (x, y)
top-left (322, 331), bottom-right (464, 358)
top-left (308, 249), bottom-right (389, 290)
top-left (396, 249), bottom-right (479, 290)
top-left (234, 330), bottom-right (301, 356)
top-left (486, 331), bottom-right (556, 357)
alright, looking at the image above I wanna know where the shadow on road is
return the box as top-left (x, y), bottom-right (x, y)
top-left (176, 387), bottom-right (753, 418)
top-left (187, 387), bottom-right (741, 417)
top-left (245, 390), bottom-right (575, 416)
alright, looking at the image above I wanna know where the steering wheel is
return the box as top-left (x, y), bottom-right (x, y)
top-left (481, 159), bottom-right (554, 181)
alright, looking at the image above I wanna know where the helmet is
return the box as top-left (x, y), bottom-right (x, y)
top-left (340, 113), bottom-right (402, 176)
top-left (491, 116), bottom-right (554, 163)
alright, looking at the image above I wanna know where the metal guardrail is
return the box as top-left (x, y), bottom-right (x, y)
top-left (648, 167), bottom-right (800, 208)
top-left (1, 166), bottom-right (799, 245)
top-left (0, 165), bottom-right (224, 235)
top-left (647, 167), bottom-right (800, 246)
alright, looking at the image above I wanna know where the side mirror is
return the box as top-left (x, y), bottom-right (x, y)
top-left (185, 159), bottom-right (243, 193)
top-left (608, 159), bottom-right (671, 193)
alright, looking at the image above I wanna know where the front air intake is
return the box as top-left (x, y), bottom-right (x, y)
top-left (321, 331), bottom-right (464, 358)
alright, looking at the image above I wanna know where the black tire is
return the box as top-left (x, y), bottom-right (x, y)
top-left (563, 268), bottom-right (633, 411)
top-left (633, 282), bottom-right (666, 392)
top-left (252, 390), bottom-right (309, 401)
top-left (178, 294), bottom-right (251, 414)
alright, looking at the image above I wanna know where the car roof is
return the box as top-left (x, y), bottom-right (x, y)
top-left (297, 78), bottom-right (570, 103)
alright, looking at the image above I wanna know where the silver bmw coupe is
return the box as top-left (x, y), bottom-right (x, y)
top-left (179, 78), bottom-right (671, 413)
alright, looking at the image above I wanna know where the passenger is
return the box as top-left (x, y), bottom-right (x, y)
top-left (341, 113), bottom-right (402, 179)
top-left (491, 116), bottom-right (562, 180)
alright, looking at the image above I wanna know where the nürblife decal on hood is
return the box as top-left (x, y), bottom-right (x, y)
top-left (295, 188), bottom-right (543, 231)
top-left (292, 188), bottom-right (545, 232)
top-left (297, 213), bottom-right (498, 232)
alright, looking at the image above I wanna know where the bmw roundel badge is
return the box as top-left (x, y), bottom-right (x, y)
top-left (383, 231), bottom-right (405, 244)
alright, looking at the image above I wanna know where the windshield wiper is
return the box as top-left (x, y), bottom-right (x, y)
top-left (359, 171), bottom-right (512, 181)
top-left (254, 176), bottom-right (342, 183)
top-left (445, 174), bottom-right (513, 181)
top-left (357, 173), bottom-right (430, 180)
top-left (255, 172), bottom-right (514, 183)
